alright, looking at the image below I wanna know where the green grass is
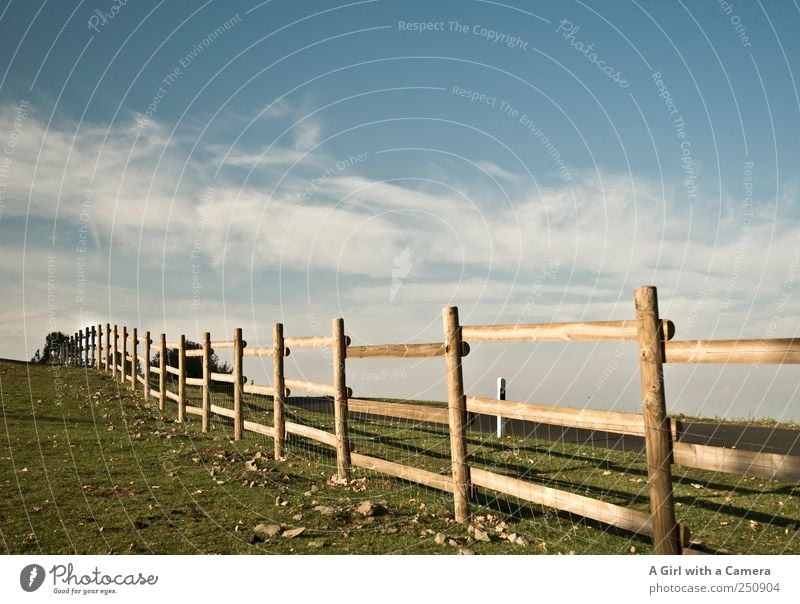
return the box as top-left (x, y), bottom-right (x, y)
top-left (1, 359), bottom-right (798, 554)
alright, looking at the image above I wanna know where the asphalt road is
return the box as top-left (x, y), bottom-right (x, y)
top-left (471, 414), bottom-right (800, 456)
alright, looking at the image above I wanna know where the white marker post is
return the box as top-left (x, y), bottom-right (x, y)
top-left (496, 377), bottom-right (506, 438)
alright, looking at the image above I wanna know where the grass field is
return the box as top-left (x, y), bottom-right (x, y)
top-left (1, 359), bottom-right (798, 554)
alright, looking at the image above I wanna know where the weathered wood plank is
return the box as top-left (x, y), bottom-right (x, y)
top-left (349, 398), bottom-right (449, 424)
top-left (664, 338), bottom-right (800, 364)
top-left (471, 466), bottom-right (652, 537)
top-left (462, 319), bottom-right (675, 342)
top-left (351, 453), bottom-right (454, 492)
top-left (673, 442), bottom-right (800, 482)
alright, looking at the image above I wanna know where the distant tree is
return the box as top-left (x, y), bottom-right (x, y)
top-left (31, 349), bottom-right (41, 363)
top-left (150, 339), bottom-right (232, 379)
top-left (36, 332), bottom-right (68, 363)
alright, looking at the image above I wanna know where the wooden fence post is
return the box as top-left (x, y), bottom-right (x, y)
top-left (104, 324), bottom-right (110, 371)
top-left (92, 323), bottom-right (100, 371)
top-left (202, 332), bottom-right (211, 433)
top-left (273, 323), bottom-right (286, 460)
top-left (143, 331), bottom-right (151, 399)
top-left (233, 328), bottom-right (244, 441)
top-left (131, 328), bottom-right (138, 391)
top-left (84, 326), bottom-right (90, 367)
top-left (121, 326), bottom-right (128, 384)
top-left (73, 333), bottom-right (78, 366)
top-left (635, 285), bottom-right (681, 555)
top-left (158, 333), bottom-right (166, 412)
top-left (443, 306), bottom-right (470, 523)
top-left (332, 318), bottom-right (351, 479)
top-left (178, 334), bottom-right (186, 423)
top-left (112, 326), bottom-right (118, 380)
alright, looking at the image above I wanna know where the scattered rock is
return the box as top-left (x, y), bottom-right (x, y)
top-left (355, 500), bottom-right (386, 517)
top-left (458, 548), bottom-right (475, 555)
top-left (307, 540), bottom-right (325, 549)
top-left (282, 527), bottom-right (305, 539)
top-left (253, 524), bottom-right (281, 540)
top-left (447, 539), bottom-right (458, 547)
top-left (434, 532), bottom-right (447, 546)
top-left (292, 514), bottom-right (303, 521)
top-left (514, 536), bottom-right (528, 547)
top-left (313, 505), bottom-right (336, 515)
top-left (472, 527), bottom-right (490, 543)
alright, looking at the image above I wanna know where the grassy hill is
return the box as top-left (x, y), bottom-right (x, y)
top-left (1, 359), bottom-right (798, 554)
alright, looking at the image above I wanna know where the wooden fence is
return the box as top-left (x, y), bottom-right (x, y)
top-left (56, 285), bottom-right (800, 555)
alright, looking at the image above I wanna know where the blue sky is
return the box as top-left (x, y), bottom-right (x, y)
top-left (1, 0), bottom-right (799, 421)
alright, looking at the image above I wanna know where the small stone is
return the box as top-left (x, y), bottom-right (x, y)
top-left (282, 527), bottom-right (305, 539)
top-left (275, 496), bottom-right (283, 506)
top-left (253, 524), bottom-right (281, 539)
top-left (458, 548), bottom-right (475, 555)
top-left (434, 532), bottom-right (447, 545)
top-left (447, 539), bottom-right (458, 547)
top-left (314, 505), bottom-right (336, 515)
top-left (472, 527), bottom-right (490, 543)
top-left (292, 514), bottom-right (303, 521)
top-left (515, 536), bottom-right (529, 547)
top-left (507, 533), bottom-right (518, 543)
top-left (355, 500), bottom-right (385, 517)
top-left (307, 540), bottom-right (325, 549)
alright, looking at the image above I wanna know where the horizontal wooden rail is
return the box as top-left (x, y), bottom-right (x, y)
top-left (244, 420), bottom-right (276, 438)
top-left (126, 335), bottom-right (152, 344)
top-left (673, 442), bottom-right (800, 482)
top-left (210, 404), bottom-right (235, 419)
top-left (210, 372), bottom-right (237, 383)
top-left (186, 405), bottom-right (203, 416)
top-left (136, 375), bottom-right (146, 386)
top-left (664, 338), bottom-right (800, 364)
top-left (150, 366), bottom-right (161, 375)
top-left (184, 349), bottom-right (207, 357)
top-left (470, 466), bottom-right (652, 537)
top-left (346, 342), bottom-right (469, 359)
top-left (242, 383), bottom-right (291, 397)
top-left (164, 365), bottom-right (180, 376)
top-left (209, 340), bottom-right (240, 349)
top-left (243, 346), bottom-right (290, 357)
top-left (285, 379), bottom-right (352, 398)
top-left (125, 354), bottom-right (134, 362)
top-left (243, 383), bottom-right (273, 396)
top-left (185, 377), bottom-right (204, 386)
top-left (466, 395), bottom-right (653, 437)
top-left (285, 421), bottom-right (337, 447)
top-left (462, 319), bottom-right (675, 343)
top-left (349, 398), bottom-right (449, 424)
top-left (165, 341), bottom-right (181, 349)
top-left (165, 390), bottom-right (180, 402)
top-left (284, 336), bottom-right (335, 348)
top-left (351, 452), bottom-right (454, 492)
